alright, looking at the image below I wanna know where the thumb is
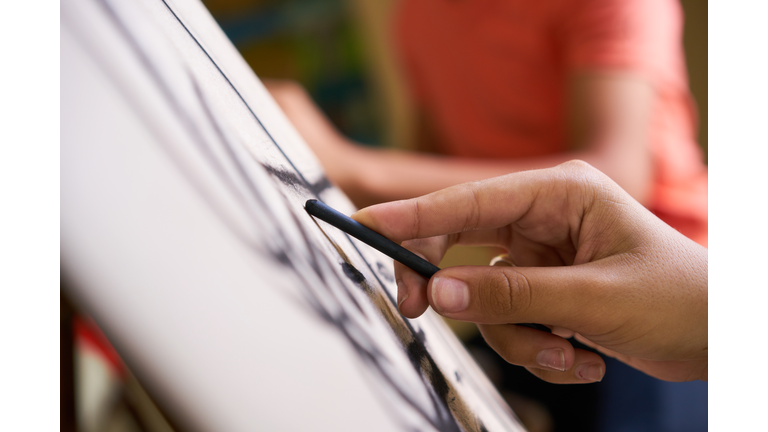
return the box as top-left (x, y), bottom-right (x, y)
top-left (427, 262), bottom-right (617, 331)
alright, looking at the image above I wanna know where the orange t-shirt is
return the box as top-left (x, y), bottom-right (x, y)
top-left (395, 0), bottom-right (708, 246)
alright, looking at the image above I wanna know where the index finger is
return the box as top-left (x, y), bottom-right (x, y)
top-left (352, 166), bottom-right (571, 243)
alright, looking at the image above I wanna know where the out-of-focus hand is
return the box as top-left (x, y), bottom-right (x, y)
top-left (353, 161), bottom-right (707, 384)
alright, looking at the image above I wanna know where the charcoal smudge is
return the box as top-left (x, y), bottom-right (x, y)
top-left (263, 164), bottom-right (332, 196)
top-left (342, 262), bottom-right (366, 285)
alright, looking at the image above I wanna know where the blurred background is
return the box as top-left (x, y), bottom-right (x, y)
top-left (201, 0), bottom-right (707, 161)
top-left (201, 0), bottom-right (389, 148)
top-left (62, 1), bottom-right (707, 431)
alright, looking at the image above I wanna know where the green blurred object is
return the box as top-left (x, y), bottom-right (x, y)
top-left (203, 0), bottom-right (382, 146)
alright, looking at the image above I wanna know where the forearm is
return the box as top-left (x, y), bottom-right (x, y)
top-left (347, 145), bottom-right (652, 208)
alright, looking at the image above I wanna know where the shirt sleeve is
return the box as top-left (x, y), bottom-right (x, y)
top-left (562, 0), bottom-right (685, 86)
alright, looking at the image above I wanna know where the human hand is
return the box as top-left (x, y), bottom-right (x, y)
top-left (352, 161), bottom-right (707, 384)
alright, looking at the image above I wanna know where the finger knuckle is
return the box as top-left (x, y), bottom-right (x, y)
top-left (559, 159), bottom-right (595, 176)
top-left (480, 268), bottom-right (533, 319)
top-left (465, 185), bottom-right (482, 231)
top-left (411, 198), bottom-right (422, 239)
top-left (560, 160), bottom-right (612, 189)
top-left (453, 183), bottom-right (482, 232)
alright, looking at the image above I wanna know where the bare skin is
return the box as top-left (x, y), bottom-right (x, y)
top-left (353, 161), bottom-right (708, 384)
top-left (265, 72), bottom-right (654, 209)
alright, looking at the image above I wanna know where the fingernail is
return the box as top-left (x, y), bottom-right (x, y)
top-left (431, 277), bottom-right (469, 313)
top-left (536, 348), bottom-right (565, 371)
top-left (396, 280), bottom-right (409, 310)
top-left (576, 363), bottom-right (604, 382)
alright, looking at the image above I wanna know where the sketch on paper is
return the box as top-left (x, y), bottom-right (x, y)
top-left (60, 0), bottom-right (526, 430)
